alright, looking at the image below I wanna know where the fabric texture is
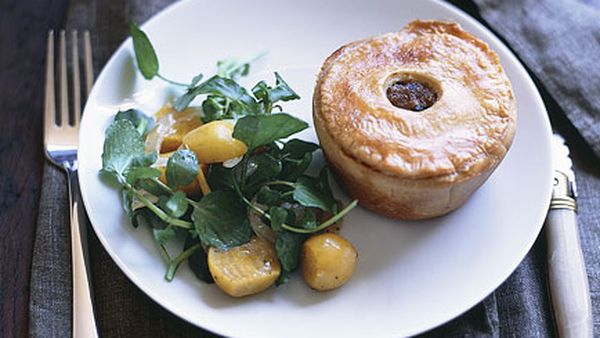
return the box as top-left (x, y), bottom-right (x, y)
top-left (29, 0), bottom-right (600, 337)
top-left (473, 0), bottom-right (600, 159)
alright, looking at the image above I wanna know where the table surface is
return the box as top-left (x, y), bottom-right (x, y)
top-left (0, 1), bottom-right (68, 337)
top-left (1, 1), bottom-right (598, 337)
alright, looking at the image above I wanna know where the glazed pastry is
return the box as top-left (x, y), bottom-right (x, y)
top-left (313, 20), bottom-right (516, 220)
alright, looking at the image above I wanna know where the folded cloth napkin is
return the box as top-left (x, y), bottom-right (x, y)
top-left (29, 0), bottom-right (600, 337)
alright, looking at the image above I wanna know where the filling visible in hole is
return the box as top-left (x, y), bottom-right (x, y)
top-left (386, 80), bottom-right (438, 111)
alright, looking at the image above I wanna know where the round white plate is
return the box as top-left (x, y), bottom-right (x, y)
top-left (79, 0), bottom-right (553, 336)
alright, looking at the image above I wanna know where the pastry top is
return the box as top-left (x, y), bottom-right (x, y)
top-left (314, 20), bottom-right (516, 182)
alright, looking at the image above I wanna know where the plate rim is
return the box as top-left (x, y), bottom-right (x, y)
top-left (78, 0), bottom-right (553, 336)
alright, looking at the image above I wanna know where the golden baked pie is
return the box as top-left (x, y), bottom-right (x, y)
top-left (313, 20), bottom-right (516, 220)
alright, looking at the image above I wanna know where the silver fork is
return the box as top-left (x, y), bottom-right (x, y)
top-left (44, 30), bottom-right (98, 338)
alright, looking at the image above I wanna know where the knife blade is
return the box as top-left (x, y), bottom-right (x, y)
top-left (546, 134), bottom-right (592, 338)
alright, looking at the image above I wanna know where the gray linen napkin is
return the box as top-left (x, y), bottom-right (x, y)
top-left (29, 0), bottom-right (600, 337)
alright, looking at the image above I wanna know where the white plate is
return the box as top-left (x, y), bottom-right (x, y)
top-left (79, 0), bottom-right (553, 337)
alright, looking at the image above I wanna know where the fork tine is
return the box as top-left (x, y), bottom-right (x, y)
top-left (59, 30), bottom-right (69, 126)
top-left (83, 31), bottom-right (94, 97)
top-left (71, 31), bottom-right (81, 127)
top-left (44, 30), bottom-right (56, 132)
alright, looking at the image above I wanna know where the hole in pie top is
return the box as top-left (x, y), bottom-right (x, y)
top-left (386, 80), bottom-right (438, 111)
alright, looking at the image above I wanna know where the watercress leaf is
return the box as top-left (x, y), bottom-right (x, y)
top-left (244, 153), bottom-right (282, 194)
top-left (173, 89), bottom-right (198, 112)
top-left (137, 178), bottom-right (164, 196)
top-left (251, 73), bottom-right (299, 113)
top-left (318, 166), bottom-right (338, 213)
top-left (129, 22), bottom-right (159, 80)
top-left (174, 75), bottom-right (258, 113)
top-left (251, 80), bottom-right (270, 103)
top-left (256, 186), bottom-right (282, 205)
top-left (299, 208), bottom-right (318, 230)
top-left (136, 207), bottom-right (168, 229)
top-left (189, 73), bottom-right (204, 88)
top-left (275, 270), bottom-right (289, 286)
top-left (131, 152), bottom-right (157, 168)
top-left (125, 167), bottom-right (161, 185)
top-left (269, 206), bottom-right (287, 232)
top-left (115, 108), bottom-right (155, 136)
top-left (275, 231), bottom-right (306, 272)
top-left (293, 176), bottom-right (336, 213)
top-left (281, 152), bottom-right (312, 181)
top-left (166, 149), bottom-right (198, 188)
top-left (284, 206), bottom-right (298, 225)
top-left (233, 113), bottom-right (308, 150)
top-left (201, 95), bottom-right (227, 122)
top-left (102, 119), bottom-right (145, 176)
top-left (164, 191), bottom-right (189, 218)
top-left (192, 190), bottom-right (252, 250)
top-left (184, 235), bottom-right (213, 283)
top-left (269, 72), bottom-right (300, 103)
top-left (281, 139), bottom-right (319, 159)
top-left (122, 188), bottom-right (134, 219)
top-left (130, 209), bottom-right (145, 228)
top-left (199, 75), bottom-right (256, 106)
top-left (153, 226), bottom-right (175, 246)
top-left (227, 100), bottom-right (251, 118)
top-left (217, 58), bottom-right (250, 79)
top-left (206, 164), bottom-right (236, 191)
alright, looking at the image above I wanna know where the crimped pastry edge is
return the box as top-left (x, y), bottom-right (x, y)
top-left (314, 20), bottom-right (517, 183)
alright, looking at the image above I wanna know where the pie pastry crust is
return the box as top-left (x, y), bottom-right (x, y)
top-left (313, 20), bottom-right (516, 220)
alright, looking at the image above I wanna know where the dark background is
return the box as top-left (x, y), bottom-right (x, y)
top-left (0, 1), bottom-right (69, 337)
top-left (1, 1), bottom-right (598, 337)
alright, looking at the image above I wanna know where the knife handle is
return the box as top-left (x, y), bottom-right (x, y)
top-left (546, 206), bottom-right (593, 338)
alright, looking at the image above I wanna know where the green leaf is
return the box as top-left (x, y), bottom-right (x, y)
top-left (138, 178), bottom-right (164, 196)
top-left (102, 119), bottom-right (145, 176)
top-left (276, 270), bottom-right (289, 286)
top-left (184, 235), bottom-right (213, 283)
top-left (244, 153), bottom-right (282, 194)
top-left (115, 109), bottom-right (155, 136)
top-left (233, 113), bottom-right (308, 150)
top-left (269, 206), bottom-right (287, 232)
top-left (166, 150), bottom-right (198, 188)
top-left (121, 188), bottom-right (135, 219)
top-left (318, 166), bottom-right (338, 213)
top-left (252, 73), bottom-right (300, 113)
top-left (293, 176), bottom-right (336, 213)
top-left (217, 58), bottom-right (250, 79)
top-left (201, 95), bottom-right (227, 122)
top-left (189, 73), bottom-right (204, 88)
top-left (162, 191), bottom-right (189, 218)
top-left (174, 75), bottom-right (258, 113)
top-left (275, 231), bottom-right (306, 272)
top-left (133, 208), bottom-right (168, 229)
top-left (198, 76), bottom-right (256, 106)
top-left (256, 186), bottom-right (283, 205)
top-left (270, 72), bottom-right (301, 103)
top-left (153, 226), bottom-right (175, 246)
top-left (206, 164), bottom-right (236, 191)
top-left (131, 152), bottom-right (157, 168)
top-left (281, 139), bottom-right (319, 159)
top-left (281, 152), bottom-right (312, 181)
top-left (299, 208), bottom-right (318, 230)
top-left (129, 22), bottom-right (159, 80)
top-left (125, 167), bottom-right (161, 185)
top-left (192, 190), bottom-right (252, 250)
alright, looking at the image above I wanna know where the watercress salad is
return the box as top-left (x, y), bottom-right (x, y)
top-left (99, 22), bottom-right (358, 294)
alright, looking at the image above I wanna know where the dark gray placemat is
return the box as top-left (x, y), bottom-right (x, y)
top-left (473, 0), bottom-right (600, 159)
top-left (29, 0), bottom-right (600, 337)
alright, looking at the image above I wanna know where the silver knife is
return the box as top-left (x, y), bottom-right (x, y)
top-left (546, 134), bottom-right (593, 338)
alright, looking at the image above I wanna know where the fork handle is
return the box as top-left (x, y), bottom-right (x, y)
top-left (66, 168), bottom-right (99, 338)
